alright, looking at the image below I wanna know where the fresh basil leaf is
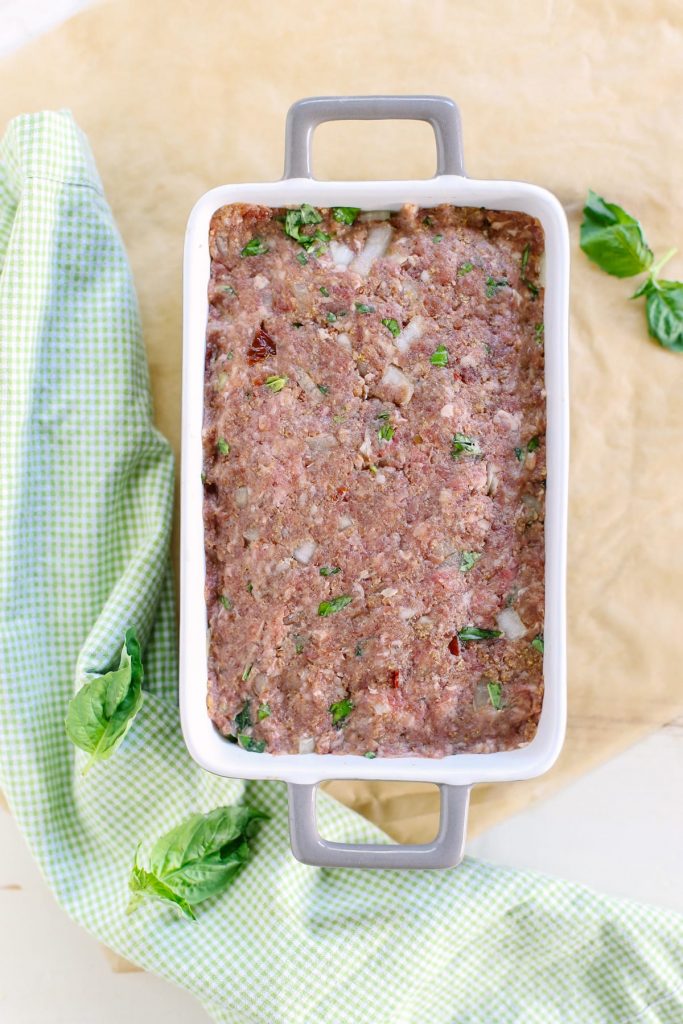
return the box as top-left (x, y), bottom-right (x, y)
top-left (433, 234), bottom-right (444, 244)
top-left (238, 734), bottom-right (266, 752)
top-left (382, 318), bottom-right (401, 338)
top-left (458, 262), bottom-right (474, 276)
top-left (318, 595), bottom-right (353, 617)
top-left (317, 383), bottom-right (330, 394)
top-left (241, 238), bottom-right (269, 258)
top-left (218, 594), bottom-right (233, 611)
top-left (65, 628), bottom-right (144, 774)
top-left (378, 423), bottom-right (395, 441)
top-left (235, 701), bottom-right (251, 730)
top-left (364, 751), bottom-right (377, 758)
top-left (458, 626), bottom-right (502, 643)
top-left (355, 302), bottom-right (375, 314)
top-left (451, 433), bottom-right (482, 459)
top-left (531, 633), bottom-right (544, 654)
top-left (320, 566), bottom-right (341, 577)
top-left (296, 252), bottom-right (308, 265)
top-left (527, 435), bottom-right (540, 452)
top-left (642, 279), bottom-right (683, 352)
top-left (580, 190), bottom-right (653, 278)
top-left (485, 277), bottom-right (509, 297)
top-left (320, 286), bottom-right (330, 296)
top-left (534, 323), bottom-right (544, 344)
top-left (326, 312), bottom-right (337, 323)
top-left (330, 698), bottom-right (354, 725)
top-left (257, 702), bottom-right (271, 721)
top-left (284, 205), bottom-right (327, 253)
top-left (264, 375), bottom-right (287, 393)
top-left (127, 805), bottom-right (267, 919)
top-left (459, 551), bottom-right (482, 572)
top-left (332, 207), bottom-right (361, 225)
top-left (430, 344), bottom-right (449, 367)
top-left (487, 682), bottom-right (503, 710)
top-left (216, 437), bottom-right (230, 456)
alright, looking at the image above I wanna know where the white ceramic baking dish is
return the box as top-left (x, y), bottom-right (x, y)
top-left (180, 96), bottom-right (569, 869)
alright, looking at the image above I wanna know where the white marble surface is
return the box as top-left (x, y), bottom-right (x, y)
top-left (0, 4), bottom-right (681, 1022)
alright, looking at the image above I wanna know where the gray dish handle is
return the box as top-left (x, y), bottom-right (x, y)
top-left (283, 95), bottom-right (465, 179)
top-left (287, 782), bottom-right (470, 869)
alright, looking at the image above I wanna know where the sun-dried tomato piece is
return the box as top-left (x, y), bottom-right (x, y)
top-left (247, 325), bottom-right (276, 364)
top-left (448, 635), bottom-right (460, 657)
top-left (389, 669), bottom-right (400, 689)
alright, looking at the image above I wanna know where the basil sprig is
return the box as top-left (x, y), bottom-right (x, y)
top-left (128, 805), bottom-right (268, 920)
top-left (580, 191), bottom-right (653, 278)
top-left (65, 628), bottom-right (144, 774)
top-left (580, 191), bottom-right (682, 352)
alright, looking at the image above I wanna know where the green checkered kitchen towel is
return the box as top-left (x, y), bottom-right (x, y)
top-left (1, 111), bottom-right (682, 1024)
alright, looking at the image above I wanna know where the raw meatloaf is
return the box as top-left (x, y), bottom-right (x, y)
top-left (203, 202), bottom-right (546, 757)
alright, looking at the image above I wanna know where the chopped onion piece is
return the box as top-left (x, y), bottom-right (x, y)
top-left (306, 434), bottom-right (338, 455)
top-left (299, 736), bottom-right (315, 754)
top-left (486, 463), bottom-right (499, 496)
top-left (336, 332), bottom-right (352, 352)
top-left (293, 539), bottom-right (317, 565)
top-left (394, 316), bottom-right (424, 353)
top-left (359, 210), bottom-right (392, 222)
top-left (329, 240), bottom-right (355, 266)
top-left (350, 223), bottom-right (393, 277)
top-left (359, 429), bottom-right (373, 457)
top-left (496, 606), bottom-right (527, 640)
top-left (294, 366), bottom-right (323, 404)
top-left (234, 486), bottom-right (250, 508)
top-left (338, 514), bottom-right (354, 531)
top-left (379, 363), bottom-right (414, 406)
top-left (243, 527), bottom-right (260, 542)
top-left (399, 606), bottom-right (419, 620)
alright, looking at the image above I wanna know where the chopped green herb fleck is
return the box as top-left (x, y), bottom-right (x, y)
top-left (532, 633), bottom-right (545, 654)
top-left (486, 276), bottom-right (509, 297)
top-left (297, 252), bottom-right (308, 265)
top-left (317, 383), bottom-right (330, 395)
top-left (330, 698), bottom-right (354, 725)
top-left (355, 302), bottom-right (375, 314)
top-left (433, 233), bottom-right (444, 243)
top-left (355, 641), bottom-right (364, 657)
top-left (520, 244), bottom-right (539, 298)
top-left (515, 447), bottom-right (525, 462)
top-left (318, 595), bottom-right (353, 617)
top-left (423, 215), bottom-right (434, 227)
top-left (284, 205), bottom-right (329, 253)
top-left (241, 238), bottom-right (269, 258)
top-left (235, 701), bottom-right (251, 731)
top-left (368, 464), bottom-right (378, 475)
top-left (264, 375), bottom-right (288, 393)
top-left (320, 566), bottom-right (341, 577)
top-left (430, 344), bottom-right (449, 367)
top-left (320, 286), bottom-right (330, 296)
top-left (458, 626), bottom-right (502, 643)
top-left (293, 636), bottom-right (306, 654)
top-left (458, 261), bottom-right (474, 275)
top-left (292, 321), bottom-right (304, 328)
top-left (459, 551), bottom-right (482, 573)
top-left (487, 682), bottom-right (503, 710)
top-left (534, 323), bottom-right (545, 343)
top-left (332, 207), bottom-right (361, 225)
top-left (241, 663), bottom-right (253, 682)
top-left (226, 351), bottom-right (234, 361)
top-left (200, 471), bottom-right (206, 485)
top-left (364, 751), bottom-right (377, 758)
top-left (218, 594), bottom-right (233, 610)
top-left (382, 317), bottom-right (401, 338)
top-left (378, 423), bottom-right (395, 442)
top-left (257, 703), bottom-right (271, 721)
top-left (326, 312), bottom-right (337, 323)
top-left (237, 734), bottom-right (266, 753)
top-left (527, 435), bottom-right (540, 452)
top-left (246, 581), bottom-right (253, 594)
top-left (220, 284), bottom-right (236, 295)
top-left (216, 438), bottom-right (230, 456)
top-left (376, 411), bottom-right (390, 421)
top-left (451, 432), bottom-right (482, 458)
top-left (332, 412), bottom-right (346, 424)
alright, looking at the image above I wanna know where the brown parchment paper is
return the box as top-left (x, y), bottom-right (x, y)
top-left (1, 0), bottom-right (683, 865)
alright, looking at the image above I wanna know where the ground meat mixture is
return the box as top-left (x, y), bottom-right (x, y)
top-left (203, 202), bottom-right (546, 758)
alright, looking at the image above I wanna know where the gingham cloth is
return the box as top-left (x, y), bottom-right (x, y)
top-left (1, 111), bottom-right (682, 1024)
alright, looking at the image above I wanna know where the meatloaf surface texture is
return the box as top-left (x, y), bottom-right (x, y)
top-left (203, 203), bottom-right (546, 757)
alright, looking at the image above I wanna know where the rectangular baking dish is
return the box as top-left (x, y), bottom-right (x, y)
top-left (180, 95), bottom-right (569, 868)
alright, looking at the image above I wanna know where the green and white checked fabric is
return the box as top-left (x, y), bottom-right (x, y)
top-left (1, 111), bottom-right (682, 1024)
